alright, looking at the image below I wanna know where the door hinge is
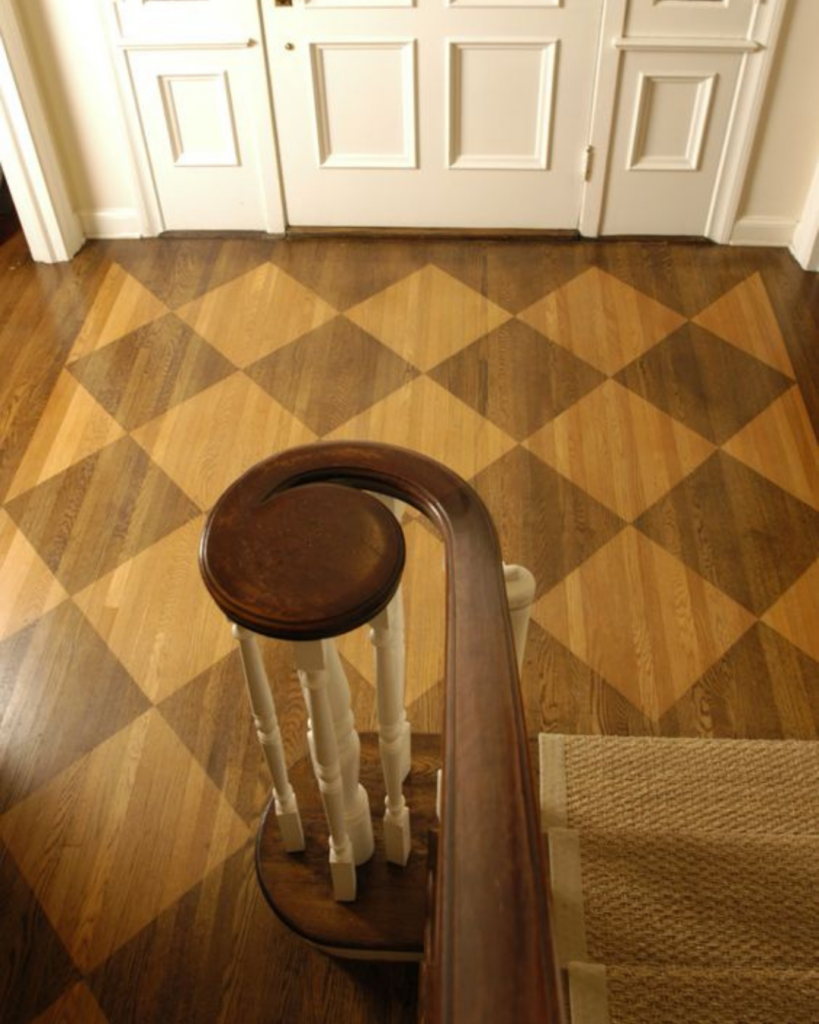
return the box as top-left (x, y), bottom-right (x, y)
top-left (582, 145), bottom-right (594, 182)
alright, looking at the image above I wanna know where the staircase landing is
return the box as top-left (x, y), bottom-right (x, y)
top-left (256, 732), bottom-right (441, 959)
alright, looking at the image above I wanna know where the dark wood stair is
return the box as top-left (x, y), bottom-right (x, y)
top-left (256, 733), bottom-right (440, 959)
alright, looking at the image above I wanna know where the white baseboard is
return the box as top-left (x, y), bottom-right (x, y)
top-left (791, 225), bottom-right (819, 272)
top-left (790, 162), bottom-right (819, 272)
top-left (791, 229), bottom-right (819, 272)
top-left (729, 216), bottom-right (796, 248)
top-left (78, 207), bottom-right (143, 239)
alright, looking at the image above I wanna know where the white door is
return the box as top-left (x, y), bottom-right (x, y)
top-left (582, 0), bottom-right (783, 239)
top-left (264, 0), bottom-right (603, 229)
top-left (105, 0), bottom-right (285, 233)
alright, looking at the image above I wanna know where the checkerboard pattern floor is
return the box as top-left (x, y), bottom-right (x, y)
top-left (1, 231), bottom-right (816, 1024)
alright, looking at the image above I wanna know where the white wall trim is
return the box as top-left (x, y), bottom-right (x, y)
top-left (78, 207), bottom-right (143, 239)
top-left (0, 0), bottom-right (84, 262)
top-left (613, 36), bottom-right (760, 54)
top-left (790, 157), bottom-right (819, 271)
top-left (730, 215), bottom-right (795, 248)
top-left (116, 36), bottom-right (254, 51)
top-left (98, 1), bottom-right (166, 236)
top-left (706, 0), bottom-right (790, 243)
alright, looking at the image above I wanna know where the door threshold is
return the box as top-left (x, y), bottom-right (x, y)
top-left (286, 226), bottom-right (580, 241)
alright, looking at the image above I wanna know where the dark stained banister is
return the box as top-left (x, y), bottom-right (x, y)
top-left (199, 441), bottom-right (566, 1024)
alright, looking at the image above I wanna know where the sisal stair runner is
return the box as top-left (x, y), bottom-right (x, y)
top-left (538, 736), bottom-right (819, 1024)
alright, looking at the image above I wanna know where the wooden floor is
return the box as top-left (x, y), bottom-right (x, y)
top-left (0, 219), bottom-right (817, 1024)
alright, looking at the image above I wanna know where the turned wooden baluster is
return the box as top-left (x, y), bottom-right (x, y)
top-left (370, 594), bottom-right (412, 865)
top-left (294, 639), bottom-right (360, 901)
top-left (201, 480), bottom-right (404, 902)
top-left (322, 638), bottom-right (374, 865)
top-left (503, 563), bottom-right (536, 674)
top-left (370, 495), bottom-right (412, 865)
top-left (232, 623), bottom-right (305, 852)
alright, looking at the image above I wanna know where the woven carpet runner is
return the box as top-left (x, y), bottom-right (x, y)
top-left (539, 735), bottom-right (819, 1024)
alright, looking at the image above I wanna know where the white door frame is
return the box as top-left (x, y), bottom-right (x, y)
top-left (579, 0), bottom-right (790, 242)
top-left (0, 0), bottom-right (84, 262)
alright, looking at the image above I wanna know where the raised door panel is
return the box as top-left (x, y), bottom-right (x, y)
top-left (600, 49), bottom-right (741, 235)
top-left (309, 41), bottom-right (417, 168)
top-left (447, 41), bottom-right (557, 170)
top-left (114, 0), bottom-right (258, 37)
top-left (625, 0), bottom-right (757, 39)
top-left (128, 49), bottom-right (268, 229)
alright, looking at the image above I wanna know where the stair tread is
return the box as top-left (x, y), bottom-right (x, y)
top-left (540, 735), bottom-right (819, 976)
top-left (547, 827), bottom-right (819, 970)
top-left (540, 734), bottom-right (819, 836)
top-left (568, 963), bottom-right (819, 1024)
top-left (256, 732), bottom-right (440, 956)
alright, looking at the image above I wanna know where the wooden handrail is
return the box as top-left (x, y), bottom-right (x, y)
top-left (200, 441), bottom-right (566, 1024)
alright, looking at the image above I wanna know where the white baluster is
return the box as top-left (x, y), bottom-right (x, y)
top-left (436, 768), bottom-right (442, 823)
top-left (232, 623), bottom-right (304, 852)
top-left (503, 563), bottom-right (536, 674)
top-left (294, 639), bottom-right (357, 902)
top-left (369, 494), bottom-right (412, 866)
top-left (371, 596), bottom-right (412, 865)
top-left (324, 640), bottom-right (374, 865)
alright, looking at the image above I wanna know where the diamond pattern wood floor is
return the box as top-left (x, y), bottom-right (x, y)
top-left (1, 228), bottom-right (817, 1024)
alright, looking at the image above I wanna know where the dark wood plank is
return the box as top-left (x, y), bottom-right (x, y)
top-left (0, 841), bottom-right (81, 1024)
top-left (67, 313), bottom-right (236, 430)
top-left (5, 436), bottom-right (200, 593)
top-left (90, 840), bottom-right (419, 1024)
top-left (0, 242), bottom-right (109, 502)
top-left (635, 451), bottom-right (819, 616)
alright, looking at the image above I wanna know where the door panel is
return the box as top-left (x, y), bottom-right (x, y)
top-left (600, 49), bottom-right (742, 235)
top-left (264, 0), bottom-right (603, 229)
top-left (310, 41), bottom-right (417, 168)
top-left (128, 49), bottom-right (270, 230)
top-left (447, 41), bottom-right (556, 170)
top-left (114, 0), bottom-right (258, 37)
top-left (624, 0), bottom-right (757, 39)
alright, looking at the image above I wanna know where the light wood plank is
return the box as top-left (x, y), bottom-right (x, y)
top-left (762, 562), bottom-right (819, 663)
top-left (176, 264), bottom-right (338, 367)
top-left (723, 387), bottom-right (818, 509)
top-left (6, 372), bottom-right (125, 500)
top-left (519, 267), bottom-right (685, 375)
top-left (0, 508), bottom-right (68, 641)
top-left (525, 381), bottom-right (714, 521)
top-left (693, 272), bottom-right (795, 377)
top-left (533, 528), bottom-right (755, 721)
top-left (32, 983), bottom-right (110, 1024)
top-left (68, 264), bottom-right (169, 364)
top-left (345, 265), bottom-right (512, 371)
top-left (327, 377), bottom-right (515, 481)
top-left (132, 373), bottom-right (317, 510)
top-left (74, 517), bottom-right (235, 702)
top-left (0, 710), bottom-right (250, 972)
